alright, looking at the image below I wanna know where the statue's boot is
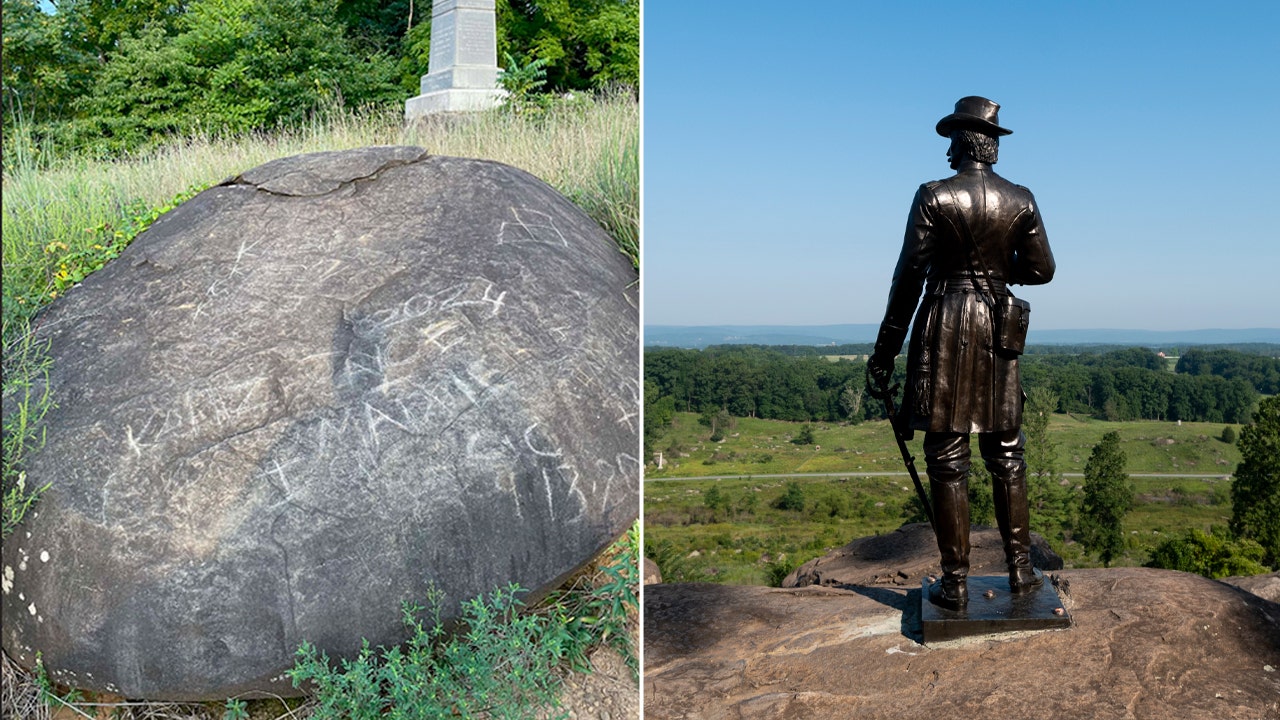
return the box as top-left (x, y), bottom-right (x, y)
top-left (985, 431), bottom-right (1044, 595)
top-left (928, 468), bottom-right (970, 610)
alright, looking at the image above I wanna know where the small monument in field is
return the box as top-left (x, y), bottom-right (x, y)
top-left (405, 0), bottom-right (505, 119)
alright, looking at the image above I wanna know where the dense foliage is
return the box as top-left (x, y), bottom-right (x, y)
top-left (1176, 348), bottom-right (1280, 395)
top-left (2, 0), bottom-right (639, 166)
top-left (1229, 394), bottom-right (1280, 566)
top-left (1145, 527), bottom-right (1268, 578)
top-left (645, 345), bottom-right (1267, 426)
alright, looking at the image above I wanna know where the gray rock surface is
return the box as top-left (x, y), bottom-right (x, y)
top-left (644, 557), bottom-right (662, 585)
top-left (646, 570), bottom-right (1280, 720)
top-left (2, 147), bottom-right (639, 700)
top-left (1222, 571), bottom-right (1280, 604)
top-left (783, 522), bottom-right (1062, 588)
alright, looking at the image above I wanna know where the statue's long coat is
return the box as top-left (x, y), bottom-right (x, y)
top-left (875, 160), bottom-right (1056, 433)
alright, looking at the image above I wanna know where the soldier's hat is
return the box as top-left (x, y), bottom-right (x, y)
top-left (936, 96), bottom-right (1013, 137)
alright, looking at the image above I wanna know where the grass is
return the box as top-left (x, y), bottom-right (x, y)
top-left (3, 91), bottom-right (638, 320)
top-left (1, 94), bottom-right (638, 717)
top-left (645, 413), bottom-right (1246, 583)
top-left (647, 412), bottom-right (1242, 479)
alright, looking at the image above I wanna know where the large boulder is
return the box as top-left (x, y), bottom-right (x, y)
top-left (784, 522), bottom-right (1063, 588)
top-left (1, 147), bottom-right (639, 700)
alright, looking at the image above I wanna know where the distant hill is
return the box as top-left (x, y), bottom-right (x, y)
top-left (644, 324), bottom-right (1280, 349)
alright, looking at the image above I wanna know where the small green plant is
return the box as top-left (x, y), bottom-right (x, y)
top-left (499, 52), bottom-right (551, 114)
top-left (222, 697), bottom-right (250, 720)
top-left (290, 584), bottom-right (570, 719)
top-left (36, 184), bottom-right (207, 307)
top-left (290, 523), bottom-right (639, 718)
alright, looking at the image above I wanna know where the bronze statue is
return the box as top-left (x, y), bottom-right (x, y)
top-left (867, 96), bottom-right (1056, 611)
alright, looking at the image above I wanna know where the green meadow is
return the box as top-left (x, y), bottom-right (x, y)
top-left (644, 412), bottom-right (1242, 585)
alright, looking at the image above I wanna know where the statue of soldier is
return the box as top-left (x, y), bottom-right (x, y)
top-left (866, 96), bottom-right (1056, 611)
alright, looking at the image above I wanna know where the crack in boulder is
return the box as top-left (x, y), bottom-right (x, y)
top-left (225, 146), bottom-right (431, 197)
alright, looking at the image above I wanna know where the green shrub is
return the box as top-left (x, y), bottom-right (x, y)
top-left (290, 524), bottom-right (638, 718)
top-left (290, 585), bottom-right (570, 719)
top-left (772, 481), bottom-right (806, 511)
top-left (1145, 527), bottom-right (1268, 578)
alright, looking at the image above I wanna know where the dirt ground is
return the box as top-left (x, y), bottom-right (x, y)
top-left (1, 647), bottom-right (638, 720)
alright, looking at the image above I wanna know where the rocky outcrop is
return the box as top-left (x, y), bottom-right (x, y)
top-left (783, 522), bottom-right (1062, 589)
top-left (1222, 571), bottom-right (1280, 604)
top-left (648, 554), bottom-right (1279, 718)
top-left (2, 147), bottom-right (639, 700)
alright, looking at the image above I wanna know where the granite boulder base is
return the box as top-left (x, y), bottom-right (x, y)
top-left (1, 147), bottom-right (639, 700)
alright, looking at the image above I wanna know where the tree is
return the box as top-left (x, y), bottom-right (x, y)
top-left (791, 424), bottom-right (815, 446)
top-left (838, 383), bottom-right (864, 424)
top-left (1078, 431), bottom-right (1134, 566)
top-left (642, 379), bottom-right (675, 457)
top-left (967, 462), bottom-right (995, 526)
top-left (698, 407), bottom-right (734, 442)
top-left (2, 0), bottom-right (97, 128)
top-left (1024, 386), bottom-right (1070, 531)
top-left (703, 485), bottom-right (726, 513)
top-left (64, 0), bottom-right (403, 155)
top-left (499, 0), bottom-right (638, 92)
top-left (773, 481), bottom-right (805, 512)
top-left (1229, 394), bottom-right (1280, 567)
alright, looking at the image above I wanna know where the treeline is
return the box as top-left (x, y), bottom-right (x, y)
top-left (1175, 348), bottom-right (1280, 395)
top-left (645, 345), bottom-right (1271, 426)
top-left (2, 0), bottom-right (638, 165)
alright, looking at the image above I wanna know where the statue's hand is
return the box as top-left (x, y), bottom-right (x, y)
top-left (865, 353), bottom-right (895, 400)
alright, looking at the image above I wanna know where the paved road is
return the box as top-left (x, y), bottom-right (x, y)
top-left (645, 471), bottom-right (1232, 482)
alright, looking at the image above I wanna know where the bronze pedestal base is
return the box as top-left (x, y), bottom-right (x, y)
top-left (920, 573), bottom-right (1070, 642)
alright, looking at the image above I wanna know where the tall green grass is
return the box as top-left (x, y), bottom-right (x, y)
top-left (3, 92), bottom-right (638, 327)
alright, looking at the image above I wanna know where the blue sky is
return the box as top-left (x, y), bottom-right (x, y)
top-left (641, 1), bottom-right (1279, 330)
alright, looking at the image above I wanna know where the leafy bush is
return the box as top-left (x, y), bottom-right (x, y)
top-left (772, 481), bottom-right (806, 511)
top-left (1145, 527), bottom-right (1268, 578)
top-left (766, 557), bottom-right (796, 587)
top-left (290, 585), bottom-right (570, 719)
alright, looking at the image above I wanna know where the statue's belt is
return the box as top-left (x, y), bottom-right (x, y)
top-left (928, 277), bottom-right (1008, 295)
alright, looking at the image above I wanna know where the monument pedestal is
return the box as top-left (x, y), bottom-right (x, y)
top-left (920, 574), bottom-right (1071, 642)
top-left (405, 0), bottom-right (505, 120)
top-left (405, 86), bottom-right (506, 116)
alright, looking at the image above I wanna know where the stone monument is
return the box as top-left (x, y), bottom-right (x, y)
top-left (405, 0), bottom-right (506, 119)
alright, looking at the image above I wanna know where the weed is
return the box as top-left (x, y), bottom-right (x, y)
top-left (288, 524), bottom-right (638, 719)
top-left (1, 328), bottom-right (54, 539)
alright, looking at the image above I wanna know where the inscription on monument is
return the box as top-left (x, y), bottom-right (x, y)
top-left (405, 0), bottom-right (504, 118)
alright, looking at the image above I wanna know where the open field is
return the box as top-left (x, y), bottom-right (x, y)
top-left (644, 413), bottom-right (1242, 585)
top-left (646, 412), bottom-right (1241, 479)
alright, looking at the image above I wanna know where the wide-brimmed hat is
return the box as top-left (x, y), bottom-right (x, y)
top-left (936, 96), bottom-right (1012, 137)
